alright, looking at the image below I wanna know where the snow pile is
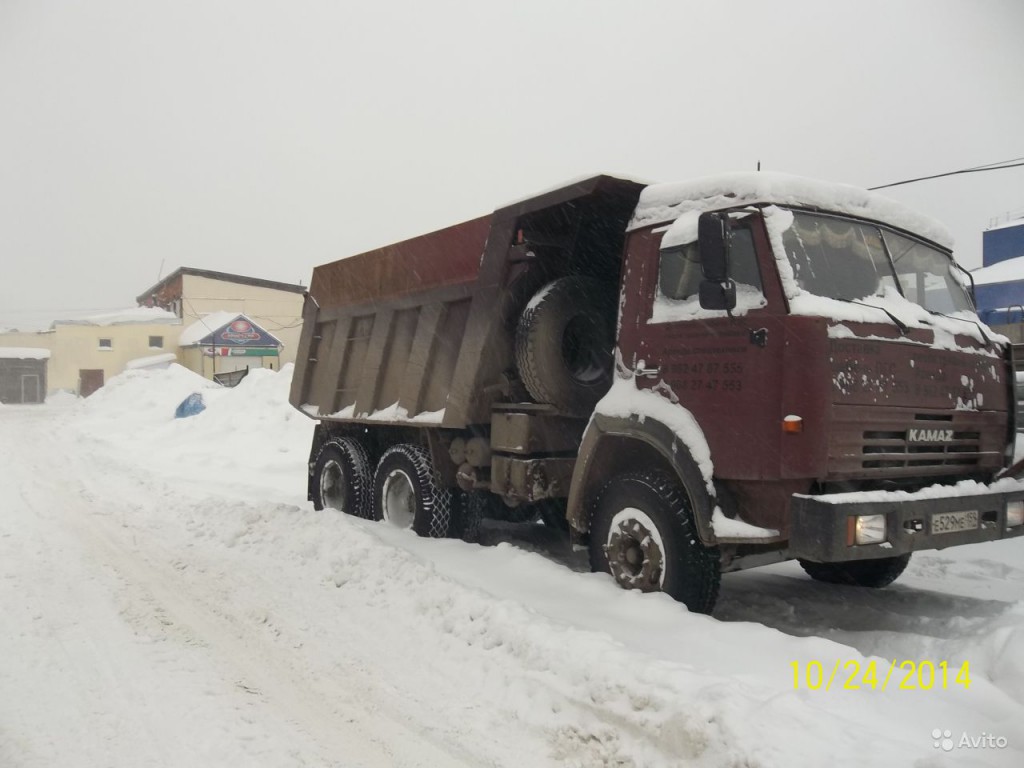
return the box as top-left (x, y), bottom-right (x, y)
top-left (45, 390), bottom-right (79, 406)
top-left (71, 364), bottom-right (312, 498)
top-left (125, 352), bottom-right (177, 370)
top-left (79, 363), bottom-right (219, 425)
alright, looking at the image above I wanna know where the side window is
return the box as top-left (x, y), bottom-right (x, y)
top-left (658, 242), bottom-right (702, 300)
top-left (657, 225), bottom-right (763, 300)
top-left (727, 228), bottom-right (763, 292)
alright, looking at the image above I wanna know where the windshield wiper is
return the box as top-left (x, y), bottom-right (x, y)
top-left (845, 299), bottom-right (911, 335)
top-left (929, 310), bottom-right (993, 346)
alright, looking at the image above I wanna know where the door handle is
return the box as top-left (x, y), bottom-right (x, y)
top-left (636, 365), bottom-right (661, 379)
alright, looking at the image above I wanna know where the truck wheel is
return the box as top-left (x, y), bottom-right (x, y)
top-left (372, 444), bottom-right (454, 538)
top-left (798, 554), bottom-right (911, 588)
top-left (311, 436), bottom-right (372, 517)
top-left (515, 276), bottom-right (615, 414)
top-left (588, 470), bottom-right (720, 614)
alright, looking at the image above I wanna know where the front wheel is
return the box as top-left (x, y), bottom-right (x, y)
top-left (372, 444), bottom-right (454, 538)
top-left (798, 554), bottom-right (911, 588)
top-left (588, 470), bottom-right (720, 614)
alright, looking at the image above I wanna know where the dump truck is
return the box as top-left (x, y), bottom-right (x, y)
top-left (290, 173), bottom-right (1024, 613)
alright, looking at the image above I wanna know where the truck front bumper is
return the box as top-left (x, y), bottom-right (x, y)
top-left (788, 483), bottom-right (1024, 563)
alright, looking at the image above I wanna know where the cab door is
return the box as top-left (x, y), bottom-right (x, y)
top-left (616, 212), bottom-right (787, 481)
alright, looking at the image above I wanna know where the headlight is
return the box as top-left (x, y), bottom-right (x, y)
top-left (854, 514), bottom-right (887, 545)
top-left (1007, 500), bottom-right (1024, 529)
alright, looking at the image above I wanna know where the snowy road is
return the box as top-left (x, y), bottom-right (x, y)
top-left (2, 367), bottom-right (1023, 767)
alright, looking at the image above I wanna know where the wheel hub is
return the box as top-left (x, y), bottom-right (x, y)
top-left (605, 516), bottom-right (663, 591)
top-left (320, 459), bottom-right (348, 511)
top-left (381, 469), bottom-right (416, 529)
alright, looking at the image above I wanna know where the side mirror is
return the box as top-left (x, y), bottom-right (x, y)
top-left (698, 211), bottom-right (736, 311)
top-left (699, 280), bottom-right (737, 311)
top-left (698, 211), bottom-right (729, 281)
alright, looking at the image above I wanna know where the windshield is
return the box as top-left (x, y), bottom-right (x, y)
top-left (779, 211), bottom-right (974, 313)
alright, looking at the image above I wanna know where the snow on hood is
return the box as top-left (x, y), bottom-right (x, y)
top-left (631, 171), bottom-right (953, 248)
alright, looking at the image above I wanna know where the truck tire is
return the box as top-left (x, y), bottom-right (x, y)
top-left (515, 276), bottom-right (615, 414)
top-left (372, 443), bottom-right (454, 538)
top-left (457, 491), bottom-right (489, 544)
top-left (311, 436), bottom-right (372, 518)
top-left (798, 554), bottom-right (911, 588)
top-left (588, 470), bottom-right (720, 614)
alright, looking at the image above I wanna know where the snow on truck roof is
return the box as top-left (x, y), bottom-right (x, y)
top-left (630, 172), bottom-right (953, 248)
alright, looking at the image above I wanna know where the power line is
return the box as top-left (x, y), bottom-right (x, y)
top-left (870, 157), bottom-right (1024, 190)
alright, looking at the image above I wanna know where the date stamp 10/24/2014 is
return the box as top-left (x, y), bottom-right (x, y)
top-left (792, 660), bottom-right (971, 692)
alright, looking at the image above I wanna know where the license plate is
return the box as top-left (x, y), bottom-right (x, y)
top-left (931, 510), bottom-right (979, 535)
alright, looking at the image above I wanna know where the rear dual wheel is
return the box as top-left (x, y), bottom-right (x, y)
top-left (311, 437), bottom-right (372, 517)
top-left (372, 444), bottom-right (454, 538)
top-left (312, 438), bottom-right (455, 539)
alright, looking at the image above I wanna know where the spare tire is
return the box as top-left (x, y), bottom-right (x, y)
top-left (514, 276), bottom-right (615, 414)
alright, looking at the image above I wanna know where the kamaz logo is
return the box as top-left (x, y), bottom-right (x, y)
top-left (908, 428), bottom-right (954, 443)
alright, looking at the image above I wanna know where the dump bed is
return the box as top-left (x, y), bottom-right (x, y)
top-left (289, 176), bottom-right (645, 428)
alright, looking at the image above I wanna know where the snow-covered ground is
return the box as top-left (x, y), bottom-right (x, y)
top-left (1, 365), bottom-right (1022, 767)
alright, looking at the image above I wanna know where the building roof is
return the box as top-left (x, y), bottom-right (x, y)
top-left (54, 307), bottom-right (181, 327)
top-left (984, 216), bottom-right (1024, 233)
top-left (0, 347), bottom-right (50, 360)
top-left (136, 267), bottom-right (306, 303)
top-left (972, 254), bottom-right (1024, 286)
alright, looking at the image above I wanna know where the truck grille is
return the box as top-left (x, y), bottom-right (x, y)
top-left (861, 425), bottom-right (981, 469)
top-left (829, 406), bottom-right (1005, 480)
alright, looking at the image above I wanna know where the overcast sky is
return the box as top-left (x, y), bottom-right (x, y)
top-left (1, 0), bottom-right (1022, 330)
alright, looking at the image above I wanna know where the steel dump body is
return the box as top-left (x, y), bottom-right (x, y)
top-left (290, 176), bottom-right (645, 428)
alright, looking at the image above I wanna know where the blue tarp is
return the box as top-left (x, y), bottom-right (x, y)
top-left (174, 392), bottom-right (206, 419)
